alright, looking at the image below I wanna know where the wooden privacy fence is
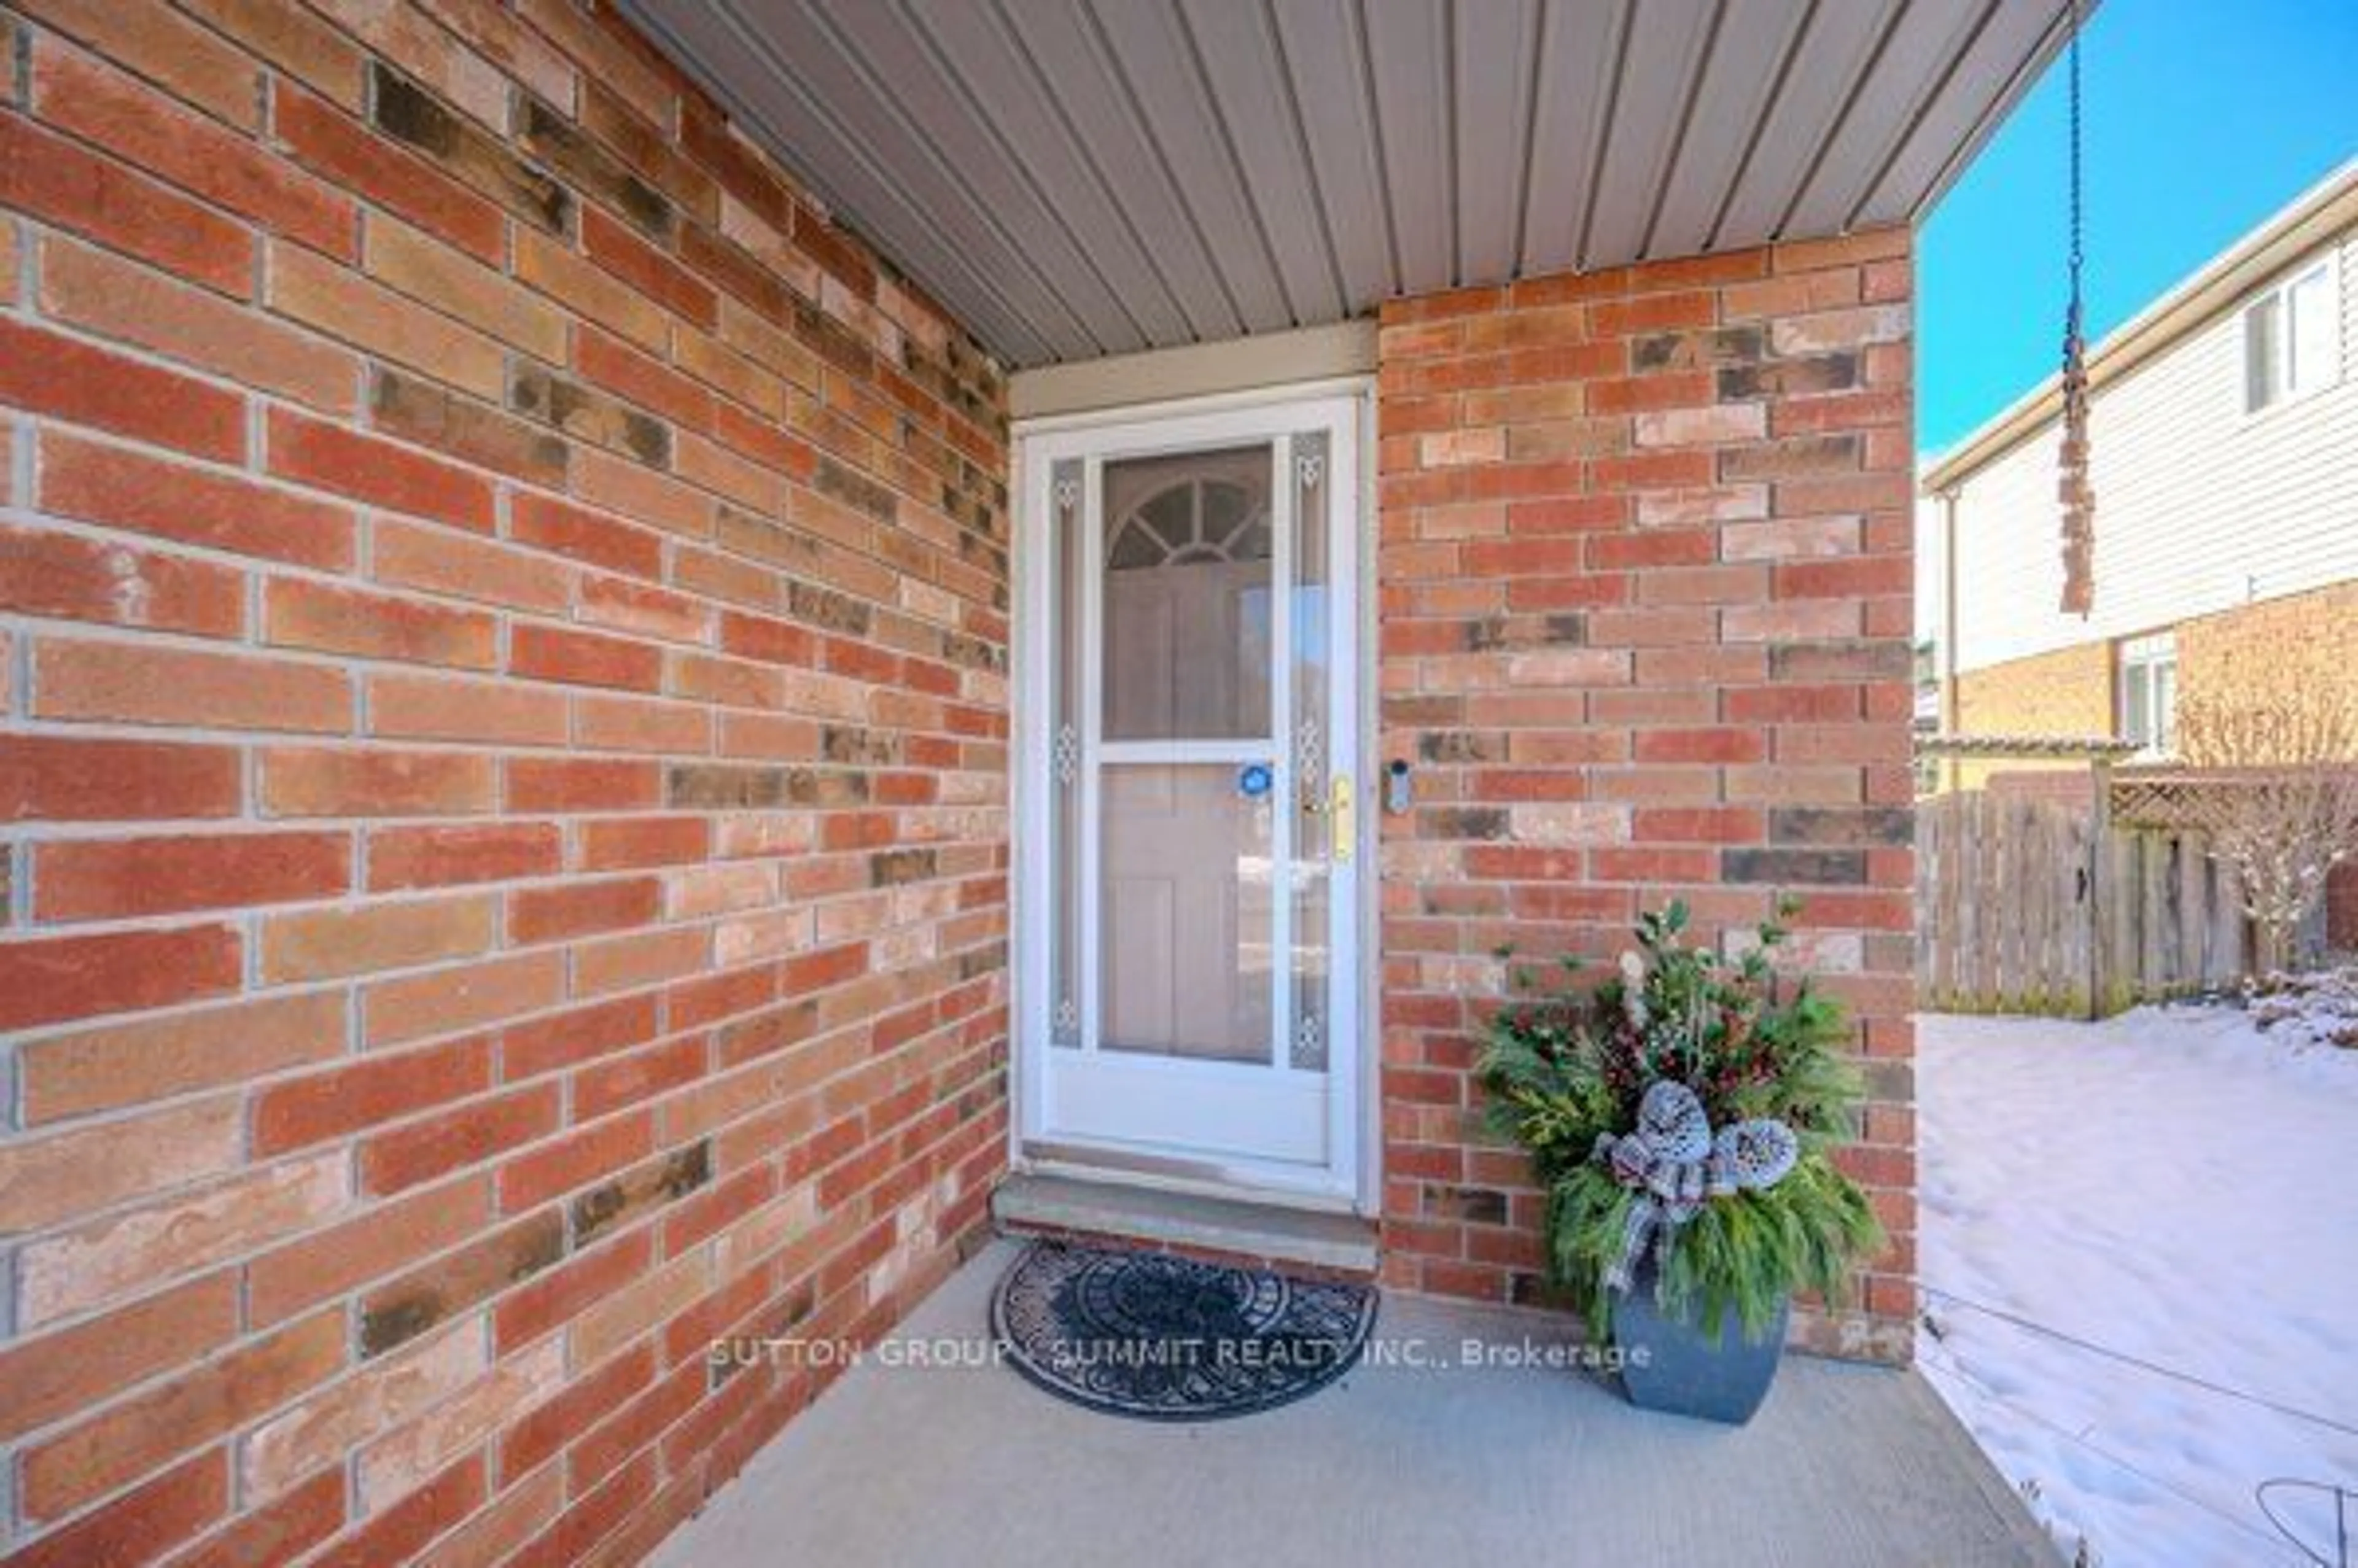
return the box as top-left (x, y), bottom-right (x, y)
top-left (1916, 790), bottom-right (2251, 1017)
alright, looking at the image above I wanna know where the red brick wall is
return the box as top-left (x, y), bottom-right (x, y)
top-left (1374, 232), bottom-right (1919, 1362)
top-left (0, 4), bottom-right (1007, 1564)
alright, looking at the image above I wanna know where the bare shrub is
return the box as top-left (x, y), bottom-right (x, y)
top-left (2174, 634), bottom-right (2358, 969)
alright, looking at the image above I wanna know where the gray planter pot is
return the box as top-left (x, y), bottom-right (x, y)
top-left (1608, 1270), bottom-right (1789, 1426)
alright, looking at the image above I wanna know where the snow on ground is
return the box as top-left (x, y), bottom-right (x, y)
top-left (1918, 1006), bottom-right (2358, 1567)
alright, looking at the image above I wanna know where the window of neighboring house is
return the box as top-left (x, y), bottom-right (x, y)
top-left (2119, 632), bottom-right (2178, 754)
top-left (2243, 259), bottom-right (2339, 414)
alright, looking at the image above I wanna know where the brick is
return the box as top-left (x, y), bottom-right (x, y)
top-left (39, 430), bottom-right (357, 571)
top-left (507, 756), bottom-right (662, 812)
top-left (268, 243), bottom-right (507, 400)
top-left (509, 876), bottom-right (660, 944)
top-left (33, 36), bottom-right (354, 258)
top-left (1770, 805), bottom-right (1915, 847)
top-left (0, 317), bottom-right (245, 462)
top-left (18, 1151), bottom-right (348, 1327)
top-left (0, 109), bottom-right (253, 295)
top-left (368, 821), bottom-right (564, 890)
top-left (575, 925), bottom-right (707, 996)
top-left (20, 1311), bottom-right (345, 1525)
top-left (1722, 516), bottom-right (1862, 561)
top-left (1633, 403), bottom-right (1765, 447)
top-left (0, 922), bottom-right (242, 1031)
top-left (582, 815), bottom-right (710, 869)
top-left (15, 0), bottom-right (262, 128)
top-left (18, 990), bottom-right (346, 1125)
top-left (251, 1038), bottom-right (486, 1153)
top-left (275, 83), bottom-right (504, 262)
top-left (261, 747), bottom-right (498, 817)
top-left (1724, 847), bottom-right (1870, 885)
top-left (35, 831), bottom-right (349, 921)
top-left (266, 578), bottom-right (499, 670)
top-left (261, 893), bottom-right (499, 982)
top-left (368, 670), bottom-right (572, 747)
top-left (1719, 353), bottom-right (1860, 400)
top-left (1771, 305), bottom-right (1910, 355)
top-left (1775, 555), bottom-right (1913, 600)
top-left (372, 518), bottom-right (572, 615)
top-left (1718, 433), bottom-right (1861, 483)
top-left (509, 622), bottom-right (665, 692)
top-left (0, 520), bottom-right (244, 638)
top-left (511, 492), bottom-right (667, 580)
top-left (40, 238), bottom-right (361, 414)
top-left (267, 407), bottom-right (497, 532)
top-left (2, 1452), bottom-right (227, 1568)
top-left (365, 214), bottom-right (569, 361)
top-left (362, 950), bottom-right (567, 1047)
top-left (34, 638), bottom-right (352, 734)
top-left (0, 1273), bottom-right (236, 1443)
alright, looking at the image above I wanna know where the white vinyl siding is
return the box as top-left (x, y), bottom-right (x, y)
top-left (1946, 230), bottom-right (2358, 677)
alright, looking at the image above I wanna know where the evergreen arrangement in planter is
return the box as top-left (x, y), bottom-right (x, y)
top-left (1479, 900), bottom-right (1883, 1418)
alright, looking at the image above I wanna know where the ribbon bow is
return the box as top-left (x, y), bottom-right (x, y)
top-left (1591, 1080), bottom-right (1799, 1294)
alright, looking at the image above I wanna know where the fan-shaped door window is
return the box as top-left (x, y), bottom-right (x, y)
top-left (1100, 447), bottom-right (1274, 742)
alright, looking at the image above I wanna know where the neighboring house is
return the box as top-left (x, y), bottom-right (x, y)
top-left (0, 2), bottom-right (2077, 1564)
top-left (1923, 160), bottom-right (2358, 766)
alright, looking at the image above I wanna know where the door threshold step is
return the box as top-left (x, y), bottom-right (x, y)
top-left (992, 1173), bottom-right (1379, 1277)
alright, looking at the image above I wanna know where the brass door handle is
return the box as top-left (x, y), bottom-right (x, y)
top-left (1329, 775), bottom-right (1354, 863)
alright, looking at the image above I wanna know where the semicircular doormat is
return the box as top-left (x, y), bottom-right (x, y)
top-left (990, 1240), bottom-right (1377, 1421)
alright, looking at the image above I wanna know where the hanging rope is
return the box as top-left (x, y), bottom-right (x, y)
top-left (2058, 0), bottom-right (2095, 615)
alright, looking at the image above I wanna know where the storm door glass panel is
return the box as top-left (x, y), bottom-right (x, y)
top-left (1099, 766), bottom-right (1274, 1062)
top-left (1049, 460), bottom-right (1083, 1048)
top-left (1288, 433), bottom-right (1332, 1071)
top-left (1100, 447), bottom-right (1273, 742)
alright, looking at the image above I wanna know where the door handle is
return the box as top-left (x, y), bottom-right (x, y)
top-left (1329, 775), bottom-right (1354, 864)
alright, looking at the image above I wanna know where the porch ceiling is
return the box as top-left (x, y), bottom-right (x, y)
top-left (619, 0), bottom-right (2081, 370)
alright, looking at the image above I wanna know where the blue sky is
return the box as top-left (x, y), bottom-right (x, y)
top-left (1918, 0), bottom-right (2358, 456)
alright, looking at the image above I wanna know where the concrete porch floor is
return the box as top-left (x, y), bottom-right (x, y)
top-left (651, 1241), bottom-right (2056, 1568)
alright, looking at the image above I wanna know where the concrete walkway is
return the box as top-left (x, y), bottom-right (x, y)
top-left (653, 1241), bottom-right (2056, 1568)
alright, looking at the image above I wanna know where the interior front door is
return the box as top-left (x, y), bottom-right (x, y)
top-left (1019, 395), bottom-right (1363, 1201)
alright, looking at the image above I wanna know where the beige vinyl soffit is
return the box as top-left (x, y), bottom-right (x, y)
top-left (1010, 320), bottom-right (1379, 421)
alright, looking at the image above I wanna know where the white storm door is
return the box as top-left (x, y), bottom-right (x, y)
top-left (1019, 395), bottom-right (1362, 1200)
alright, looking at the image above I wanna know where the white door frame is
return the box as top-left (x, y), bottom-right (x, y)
top-left (1010, 379), bottom-right (1376, 1212)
